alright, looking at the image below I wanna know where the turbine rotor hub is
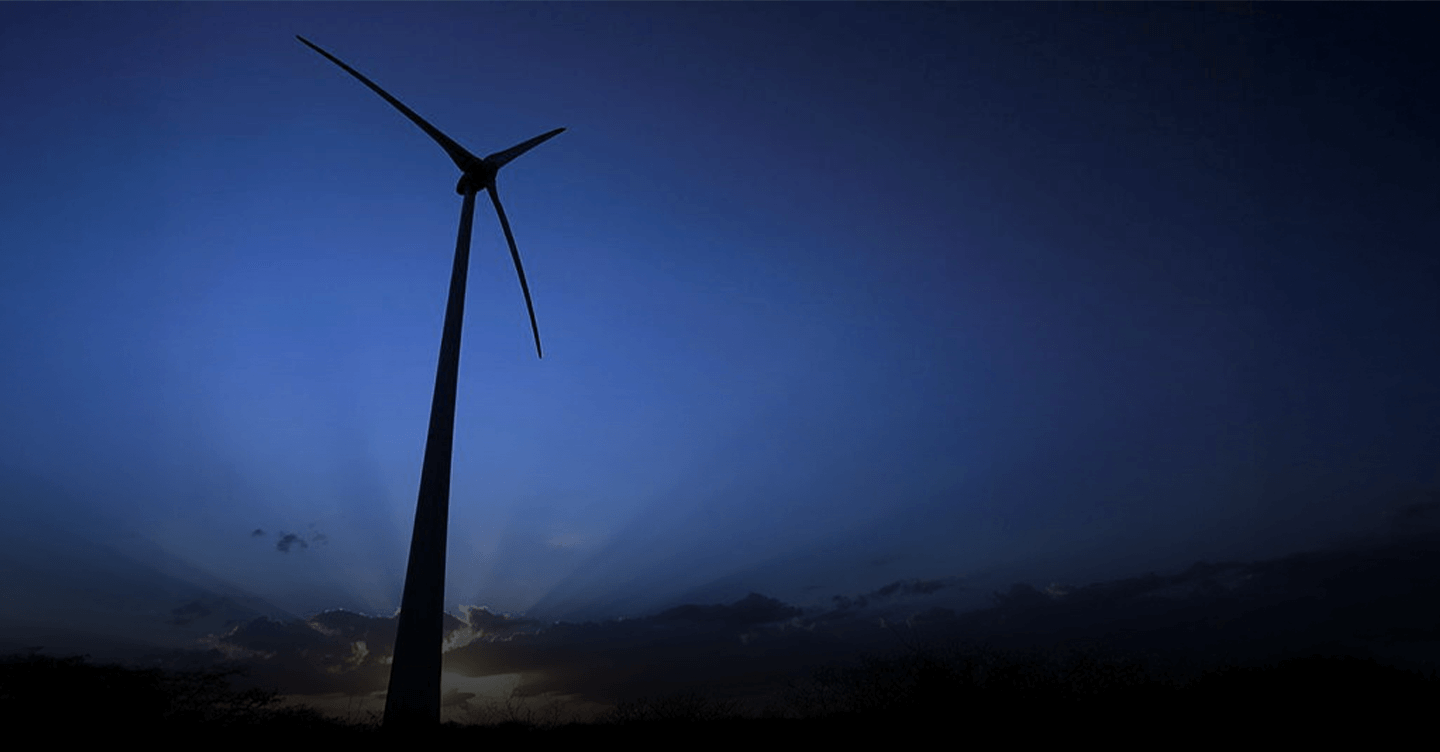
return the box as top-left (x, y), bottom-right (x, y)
top-left (456, 161), bottom-right (497, 195)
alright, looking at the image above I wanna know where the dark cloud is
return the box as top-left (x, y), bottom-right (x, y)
top-left (201, 615), bottom-right (383, 696)
top-left (219, 616), bottom-right (330, 657)
top-left (443, 596), bottom-right (826, 709)
top-left (174, 593), bottom-right (822, 709)
top-left (189, 608), bottom-right (473, 696)
top-left (250, 529), bottom-right (265, 537)
top-left (909, 606), bottom-right (956, 624)
top-left (172, 587), bottom-right (978, 711)
top-left (164, 595), bottom-right (294, 636)
top-left (1386, 497), bottom-right (1440, 538)
top-left (307, 609), bottom-right (402, 645)
top-left (168, 533), bottom-right (1440, 718)
top-left (874, 578), bottom-right (948, 597)
top-left (441, 688), bottom-right (475, 710)
top-left (275, 533), bottom-right (307, 553)
top-left (462, 606), bottom-right (538, 637)
top-left (168, 601), bottom-right (211, 626)
top-left (828, 578), bottom-right (960, 616)
top-left (651, 593), bottom-right (800, 628)
top-left (267, 527), bottom-right (328, 553)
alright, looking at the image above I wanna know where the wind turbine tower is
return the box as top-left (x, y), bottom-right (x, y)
top-left (297, 36), bottom-right (563, 729)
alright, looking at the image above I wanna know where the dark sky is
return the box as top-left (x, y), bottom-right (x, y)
top-left (2, 2), bottom-right (1437, 718)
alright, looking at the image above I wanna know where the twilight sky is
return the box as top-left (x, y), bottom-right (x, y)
top-left (2, 2), bottom-right (1438, 712)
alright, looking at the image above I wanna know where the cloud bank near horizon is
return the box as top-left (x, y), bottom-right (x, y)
top-left (125, 523), bottom-right (1440, 718)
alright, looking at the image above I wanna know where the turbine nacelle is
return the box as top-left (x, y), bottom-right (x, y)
top-left (456, 166), bottom-right (497, 196)
top-left (452, 124), bottom-right (567, 195)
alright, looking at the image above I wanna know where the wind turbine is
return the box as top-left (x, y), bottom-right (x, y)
top-left (296, 35), bottom-right (563, 729)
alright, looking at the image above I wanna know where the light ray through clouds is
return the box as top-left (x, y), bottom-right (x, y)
top-left (2, 1), bottom-right (1439, 716)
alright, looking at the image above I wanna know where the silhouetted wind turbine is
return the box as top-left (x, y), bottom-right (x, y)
top-left (297, 35), bottom-right (562, 729)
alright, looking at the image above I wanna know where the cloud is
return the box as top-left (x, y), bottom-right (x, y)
top-left (1386, 498), bottom-right (1440, 537)
top-left (462, 606), bottom-right (539, 637)
top-left (178, 587), bottom-right (970, 711)
top-left (170, 535), bottom-right (1440, 718)
top-left (650, 593), bottom-right (801, 628)
top-left (828, 577), bottom-right (960, 615)
top-left (441, 688), bottom-right (476, 709)
top-left (257, 526), bottom-right (329, 553)
top-left (168, 601), bottom-right (211, 626)
top-left (441, 594), bottom-right (826, 707)
top-left (175, 592), bottom-right (822, 709)
top-left (873, 578), bottom-right (949, 597)
top-left (194, 611), bottom-right (415, 696)
top-left (275, 533), bottom-right (307, 553)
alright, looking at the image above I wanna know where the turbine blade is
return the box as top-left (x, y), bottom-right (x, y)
top-left (487, 183), bottom-right (543, 359)
top-left (297, 35), bottom-right (482, 173)
top-left (484, 128), bottom-right (566, 170)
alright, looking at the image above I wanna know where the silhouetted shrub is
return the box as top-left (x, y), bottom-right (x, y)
top-left (776, 641), bottom-right (1185, 727)
top-left (1185, 653), bottom-right (1437, 714)
top-left (464, 688), bottom-right (570, 730)
top-left (0, 651), bottom-right (341, 735)
top-left (599, 690), bottom-right (745, 725)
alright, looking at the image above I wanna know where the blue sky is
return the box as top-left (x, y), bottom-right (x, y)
top-left (2, 2), bottom-right (1438, 712)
